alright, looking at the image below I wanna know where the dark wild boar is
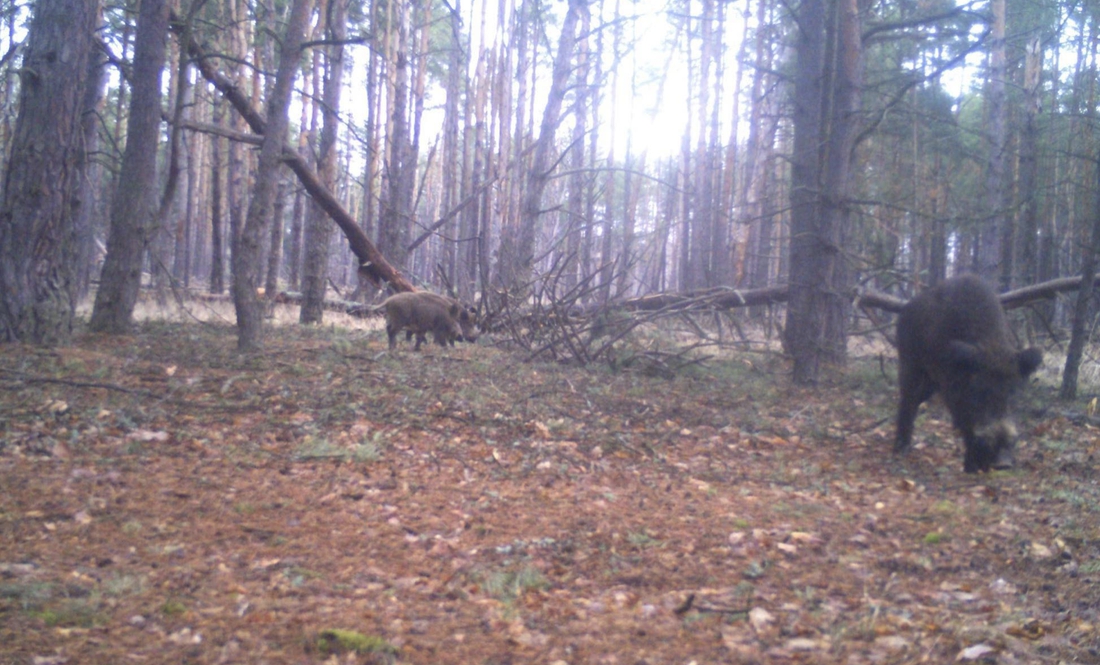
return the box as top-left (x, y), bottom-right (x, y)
top-left (378, 291), bottom-right (465, 351)
top-left (895, 274), bottom-right (1042, 473)
top-left (402, 292), bottom-right (479, 345)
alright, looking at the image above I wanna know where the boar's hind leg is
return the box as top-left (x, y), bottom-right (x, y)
top-left (386, 325), bottom-right (399, 350)
top-left (895, 367), bottom-right (934, 454)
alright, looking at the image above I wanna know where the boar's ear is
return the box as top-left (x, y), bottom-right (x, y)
top-left (1017, 347), bottom-right (1042, 377)
top-left (946, 340), bottom-right (984, 374)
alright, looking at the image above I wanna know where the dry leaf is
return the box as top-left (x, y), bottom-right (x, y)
top-left (956, 643), bottom-right (995, 660)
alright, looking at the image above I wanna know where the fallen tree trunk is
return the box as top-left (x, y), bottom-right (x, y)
top-left (175, 21), bottom-right (414, 294)
top-left (619, 275), bottom-right (1096, 316)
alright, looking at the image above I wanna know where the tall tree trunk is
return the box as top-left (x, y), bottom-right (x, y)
top-left (73, 42), bottom-right (108, 302)
top-left (784, 0), bottom-right (862, 384)
top-left (0, 0), bottom-right (100, 344)
top-left (1060, 155), bottom-right (1100, 401)
top-left (440, 1), bottom-right (463, 295)
top-left (287, 76), bottom-right (313, 294)
top-left (87, 0), bottom-right (168, 334)
top-left (301, 0), bottom-right (345, 323)
top-left (1017, 37), bottom-right (1041, 286)
top-left (496, 0), bottom-right (585, 295)
top-left (209, 98), bottom-right (226, 294)
top-left (265, 175), bottom-right (287, 297)
top-left (232, 0), bottom-right (311, 350)
top-left (978, 0), bottom-right (1007, 286)
top-left (563, 3), bottom-right (590, 295)
top-left (377, 0), bottom-right (413, 273)
top-left (155, 34), bottom-right (192, 298)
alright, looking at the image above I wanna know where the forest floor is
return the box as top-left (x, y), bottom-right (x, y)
top-left (1, 301), bottom-right (1099, 665)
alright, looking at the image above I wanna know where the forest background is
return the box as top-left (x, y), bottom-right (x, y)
top-left (5, 0), bottom-right (1100, 661)
top-left (1, 0), bottom-right (1100, 375)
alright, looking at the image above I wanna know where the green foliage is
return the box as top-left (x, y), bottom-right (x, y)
top-left (161, 599), bottom-right (187, 617)
top-left (484, 565), bottom-right (549, 603)
top-left (293, 434), bottom-right (381, 464)
top-left (316, 629), bottom-right (398, 658)
top-left (923, 531), bottom-right (948, 545)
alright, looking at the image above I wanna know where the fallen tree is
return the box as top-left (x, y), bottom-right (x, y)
top-left (175, 20), bottom-right (415, 294)
top-left (619, 275), bottom-right (1098, 316)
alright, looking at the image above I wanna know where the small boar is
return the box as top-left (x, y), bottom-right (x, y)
top-left (403, 292), bottom-right (479, 345)
top-left (378, 291), bottom-right (465, 351)
top-left (895, 274), bottom-right (1042, 473)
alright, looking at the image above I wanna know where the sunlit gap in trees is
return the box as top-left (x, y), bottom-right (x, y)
top-left (339, 0), bottom-right (750, 170)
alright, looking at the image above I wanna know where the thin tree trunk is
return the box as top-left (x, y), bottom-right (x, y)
top-left (1060, 156), bottom-right (1100, 400)
top-left (209, 98), bottom-right (226, 294)
top-left (377, 0), bottom-right (413, 272)
top-left (1017, 37), bottom-right (1041, 287)
top-left (265, 175), bottom-right (287, 298)
top-left (74, 42), bottom-right (108, 302)
top-left (979, 0), bottom-right (1007, 286)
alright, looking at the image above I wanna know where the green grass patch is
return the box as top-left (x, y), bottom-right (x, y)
top-left (316, 629), bottom-right (397, 660)
top-left (923, 531), bottom-right (948, 545)
top-left (484, 565), bottom-right (549, 603)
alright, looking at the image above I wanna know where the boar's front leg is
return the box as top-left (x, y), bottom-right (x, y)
top-left (962, 433), bottom-right (995, 474)
top-left (895, 364), bottom-right (935, 454)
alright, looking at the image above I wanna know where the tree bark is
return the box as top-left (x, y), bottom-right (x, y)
top-left (1017, 37), bottom-right (1041, 287)
top-left (88, 0), bottom-right (169, 334)
top-left (377, 0), bottom-right (413, 272)
top-left (1060, 156), bottom-right (1100, 400)
top-left (73, 40), bottom-right (108, 303)
top-left (978, 0), bottom-right (1007, 286)
top-left (231, 0), bottom-right (311, 350)
top-left (301, 0), bottom-right (345, 323)
top-left (0, 0), bottom-right (100, 344)
top-left (784, 0), bottom-right (862, 383)
top-left (209, 98), bottom-right (226, 294)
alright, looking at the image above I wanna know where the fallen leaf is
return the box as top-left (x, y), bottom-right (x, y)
top-left (957, 643), bottom-right (995, 660)
top-left (786, 637), bottom-right (823, 651)
top-left (1030, 542), bottom-right (1053, 559)
top-left (749, 607), bottom-right (774, 635)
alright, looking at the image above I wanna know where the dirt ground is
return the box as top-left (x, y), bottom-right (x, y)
top-left (1, 308), bottom-right (1098, 664)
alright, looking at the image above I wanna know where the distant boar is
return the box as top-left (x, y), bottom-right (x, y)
top-left (378, 291), bottom-right (465, 351)
top-left (404, 292), bottom-right (479, 345)
top-left (895, 275), bottom-right (1042, 473)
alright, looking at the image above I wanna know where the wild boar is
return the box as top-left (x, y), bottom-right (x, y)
top-left (378, 291), bottom-right (465, 351)
top-left (894, 274), bottom-right (1042, 473)
top-left (403, 292), bottom-right (479, 345)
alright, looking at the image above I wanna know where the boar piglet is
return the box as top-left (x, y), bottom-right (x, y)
top-left (378, 291), bottom-right (465, 350)
top-left (895, 274), bottom-right (1042, 473)
top-left (402, 292), bottom-right (479, 345)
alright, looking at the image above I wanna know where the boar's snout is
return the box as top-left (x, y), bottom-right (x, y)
top-left (968, 418), bottom-right (1019, 473)
top-left (456, 306), bottom-right (479, 343)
